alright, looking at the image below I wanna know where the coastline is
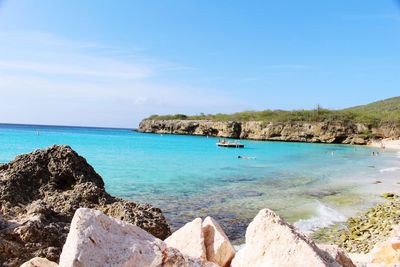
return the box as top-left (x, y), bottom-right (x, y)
top-left (311, 195), bottom-right (400, 251)
top-left (2, 126), bottom-right (400, 265)
top-left (369, 139), bottom-right (400, 151)
top-left (138, 119), bottom-right (400, 145)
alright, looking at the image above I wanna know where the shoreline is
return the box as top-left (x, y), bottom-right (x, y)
top-left (311, 195), bottom-right (400, 254)
top-left (138, 119), bottom-right (400, 145)
top-left (369, 139), bottom-right (400, 151)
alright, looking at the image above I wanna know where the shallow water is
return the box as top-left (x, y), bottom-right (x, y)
top-left (1, 124), bottom-right (399, 242)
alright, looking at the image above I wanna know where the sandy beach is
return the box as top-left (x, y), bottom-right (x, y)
top-left (370, 139), bottom-right (400, 150)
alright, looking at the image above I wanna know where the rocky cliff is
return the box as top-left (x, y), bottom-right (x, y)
top-left (138, 119), bottom-right (400, 145)
top-left (0, 145), bottom-right (171, 266)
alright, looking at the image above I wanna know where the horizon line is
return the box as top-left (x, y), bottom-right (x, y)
top-left (0, 122), bottom-right (136, 131)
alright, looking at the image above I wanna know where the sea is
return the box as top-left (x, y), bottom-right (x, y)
top-left (1, 123), bottom-right (399, 242)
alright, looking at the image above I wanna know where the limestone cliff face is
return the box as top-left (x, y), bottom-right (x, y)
top-left (138, 119), bottom-right (400, 144)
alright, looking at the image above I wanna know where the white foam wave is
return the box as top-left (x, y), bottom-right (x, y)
top-left (379, 167), bottom-right (400, 173)
top-left (397, 152), bottom-right (400, 158)
top-left (294, 203), bottom-right (346, 234)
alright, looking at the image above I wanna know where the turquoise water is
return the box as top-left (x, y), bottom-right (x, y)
top-left (1, 124), bottom-right (399, 242)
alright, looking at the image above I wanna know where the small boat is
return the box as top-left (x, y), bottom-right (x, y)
top-left (217, 141), bottom-right (244, 148)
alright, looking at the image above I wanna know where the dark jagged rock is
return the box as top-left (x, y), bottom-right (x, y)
top-left (0, 145), bottom-right (171, 266)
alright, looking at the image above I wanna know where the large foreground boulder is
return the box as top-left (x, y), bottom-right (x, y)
top-left (59, 208), bottom-right (218, 267)
top-left (0, 145), bottom-right (171, 266)
top-left (230, 208), bottom-right (349, 267)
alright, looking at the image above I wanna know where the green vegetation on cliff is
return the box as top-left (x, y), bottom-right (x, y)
top-left (146, 97), bottom-right (400, 126)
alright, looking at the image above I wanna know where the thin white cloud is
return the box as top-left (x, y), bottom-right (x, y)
top-left (0, 31), bottom-right (242, 127)
top-left (264, 64), bottom-right (314, 70)
top-left (0, 32), bottom-right (156, 80)
top-left (0, 60), bottom-right (152, 79)
top-left (343, 14), bottom-right (400, 22)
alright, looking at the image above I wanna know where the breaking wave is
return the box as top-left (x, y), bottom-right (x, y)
top-left (379, 167), bottom-right (400, 173)
top-left (294, 202), bottom-right (346, 234)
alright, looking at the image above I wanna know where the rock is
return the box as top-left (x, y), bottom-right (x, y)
top-left (231, 208), bottom-right (335, 267)
top-left (59, 208), bottom-right (166, 267)
top-left (59, 208), bottom-right (218, 267)
top-left (20, 257), bottom-right (58, 267)
top-left (370, 232), bottom-right (400, 266)
top-left (162, 247), bottom-right (219, 267)
top-left (202, 216), bottom-right (235, 267)
top-left (312, 196), bottom-right (400, 254)
top-left (318, 244), bottom-right (356, 267)
top-left (138, 119), bottom-right (400, 144)
top-left (165, 218), bottom-right (207, 261)
top-left (382, 193), bottom-right (395, 199)
top-left (370, 242), bottom-right (400, 265)
top-left (0, 145), bottom-right (171, 266)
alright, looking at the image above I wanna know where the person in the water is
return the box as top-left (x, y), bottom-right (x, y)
top-left (238, 156), bottom-right (256, 159)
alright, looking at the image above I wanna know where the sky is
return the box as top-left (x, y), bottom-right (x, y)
top-left (0, 0), bottom-right (399, 128)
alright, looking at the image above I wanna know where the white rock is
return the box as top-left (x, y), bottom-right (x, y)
top-left (202, 216), bottom-right (235, 267)
top-left (20, 257), bottom-right (58, 267)
top-left (59, 208), bottom-right (166, 267)
top-left (162, 247), bottom-right (220, 267)
top-left (318, 244), bottom-right (356, 267)
top-left (231, 208), bottom-right (333, 267)
top-left (165, 218), bottom-right (207, 261)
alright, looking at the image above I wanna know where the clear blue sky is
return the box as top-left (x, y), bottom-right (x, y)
top-left (0, 0), bottom-right (399, 127)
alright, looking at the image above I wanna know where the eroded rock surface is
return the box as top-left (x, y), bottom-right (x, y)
top-left (59, 208), bottom-right (218, 267)
top-left (20, 257), bottom-right (58, 267)
top-left (230, 208), bottom-right (345, 267)
top-left (0, 145), bottom-right (171, 266)
top-left (139, 119), bottom-right (400, 144)
top-left (318, 244), bottom-right (356, 267)
top-left (202, 216), bottom-right (235, 267)
top-left (165, 218), bottom-right (207, 261)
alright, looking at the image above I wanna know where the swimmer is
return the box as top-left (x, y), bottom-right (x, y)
top-left (238, 156), bottom-right (256, 160)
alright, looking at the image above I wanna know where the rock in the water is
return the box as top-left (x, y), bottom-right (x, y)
top-left (165, 218), bottom-right (207, 261)
top-left (0, 145), bottom-right (171, 266)
top-left (59, 208), bottom-right (218, 267)
top-left (20, 257), bottom-right (58, 267)
top-left (202, 216), bottom-right (235, 267)
top-left (231, 208), bottom-right (335, 267)
top-left (318, 244), bottom-right (356, 267)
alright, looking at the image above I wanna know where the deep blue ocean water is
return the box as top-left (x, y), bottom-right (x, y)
top-left (1, 123), bottom-right (399, 241)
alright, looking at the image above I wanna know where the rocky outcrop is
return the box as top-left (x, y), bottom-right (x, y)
top-left (138, 119), bottom-right (400, 144)
top-left (23, 207), bottom-right (362, 267)
top-left (230, 208), bottom-right (345, 267)
top-left (0, 145), bottom-right (171, 266)
top-left (59, 208), bottom-right (218, 267)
